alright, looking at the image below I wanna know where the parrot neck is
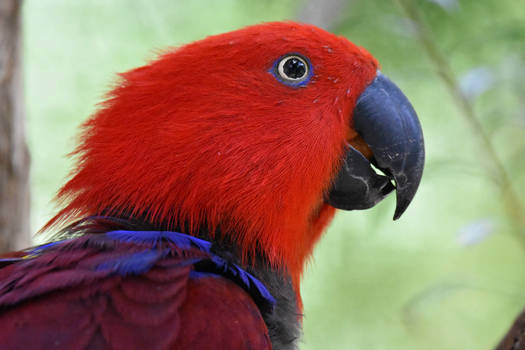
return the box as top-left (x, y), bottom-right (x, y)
top-left (208, 234), bottom-right (303, 347)
top-left (51, 201), bottom-right (336, 294)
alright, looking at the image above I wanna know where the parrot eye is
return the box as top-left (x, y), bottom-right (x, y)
top-left (272, 54), bottom-right (312, 87)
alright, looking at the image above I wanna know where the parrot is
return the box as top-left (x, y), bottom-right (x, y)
top-left (0, 21), bottom-right (424, 349)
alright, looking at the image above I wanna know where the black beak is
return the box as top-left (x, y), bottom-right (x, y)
top-left (326, 72), bottom-right (425, 220)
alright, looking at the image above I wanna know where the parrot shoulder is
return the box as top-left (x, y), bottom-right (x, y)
top-left (0, 229), bottom-right (272, 349)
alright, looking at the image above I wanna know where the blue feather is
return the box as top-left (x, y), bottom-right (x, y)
top-left (95, 249), bottom-right (164, 276)
top-left (236, 266), bottom-right (251, 288)
top-left (206, 253), bottom-right (276, 307)
top-left (189, 271), bottom-right (220, 279)
top-left (247, 274), bottom-right (276, 305)
top-left (29, 240), bottom-right (66, 255)
top-left (106, 230), bottom-right (212, 252)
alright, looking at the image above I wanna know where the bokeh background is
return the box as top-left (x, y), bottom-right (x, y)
top-left (22, 0), bottom-right (525, 349)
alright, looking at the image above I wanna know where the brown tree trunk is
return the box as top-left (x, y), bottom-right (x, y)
top-left (496, 308), bottom-right (525, 350)
top-left (0, 0), bottom-right (30, 252)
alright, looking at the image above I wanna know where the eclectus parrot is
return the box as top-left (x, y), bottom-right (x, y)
top-left (0, 22), bottom-right (424, 349)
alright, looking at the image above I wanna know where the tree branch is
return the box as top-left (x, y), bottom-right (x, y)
top-left (396, 0), bottom-right (525, 248)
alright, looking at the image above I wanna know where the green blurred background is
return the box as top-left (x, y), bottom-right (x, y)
top-left (22, 0), bottom-right (525, 349)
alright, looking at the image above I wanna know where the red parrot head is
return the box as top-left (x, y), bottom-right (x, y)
top-left (47, 22), bottom-right (424, 290)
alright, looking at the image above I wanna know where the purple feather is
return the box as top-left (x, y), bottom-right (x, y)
top-left (18, 229), bottom-right (276, 310)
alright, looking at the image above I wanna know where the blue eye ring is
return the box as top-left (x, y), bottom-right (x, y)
top-left (271, 53), bottom-right (313, 88)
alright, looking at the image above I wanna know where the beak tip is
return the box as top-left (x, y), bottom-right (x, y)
top-left (392, 206), bottom-right (405, 221)
top-left (392, 176), bottom-right (423, 220)
top-left (393, 197), bottom-right (411, 220)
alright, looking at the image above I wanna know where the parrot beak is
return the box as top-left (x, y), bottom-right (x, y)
top-left (326, 72), bottom-right (425, 220)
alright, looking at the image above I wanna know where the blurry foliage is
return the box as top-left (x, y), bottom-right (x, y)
top-left (22, 0), bottom-right (525, 349)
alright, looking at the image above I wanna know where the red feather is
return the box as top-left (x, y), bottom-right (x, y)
top-left (42, 22), bottom-right (378, 298)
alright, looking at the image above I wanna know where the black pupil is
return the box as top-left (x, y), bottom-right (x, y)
top-left (283, 58), bottom-right (306, 79)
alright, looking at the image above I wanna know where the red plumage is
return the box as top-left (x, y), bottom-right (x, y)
top-left (45, 22), bottom-right (378, 292)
